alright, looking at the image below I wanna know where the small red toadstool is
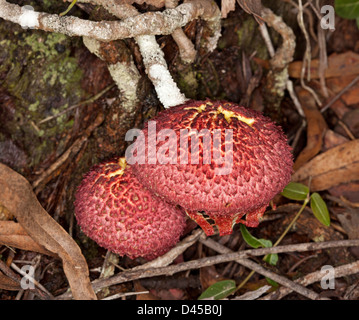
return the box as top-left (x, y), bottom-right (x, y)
top-left (74, 157), bottom-right (187, 260)
top-left (129, 100), bottom-right (293, 236)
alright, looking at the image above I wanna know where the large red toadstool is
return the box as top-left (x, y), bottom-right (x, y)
top-left (74, 157), bottom-right (187, 260)
top-left (128, 99), bottom-right (293, 236)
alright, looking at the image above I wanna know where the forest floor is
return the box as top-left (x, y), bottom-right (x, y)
top-left (0, 0), bottom-right (359, 301)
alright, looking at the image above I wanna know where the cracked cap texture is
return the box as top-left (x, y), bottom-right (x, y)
top-left (74, 158), bottom-right (187, 260)
top-left (129, 100), bottom-right (293, 233)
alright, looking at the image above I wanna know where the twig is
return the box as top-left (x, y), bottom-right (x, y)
top-left (338, 120), bottom-right (356, 141)
top-left (297, 0), bottom-right (322, 106)
top-left (258, 23), bottom-right (275, 58)
top-left (261, 259), bottom-right (359, 300)
top-left (0, 0), bottom-right (219, 42)
top-left (55, 238), bottom-right (359, 299)
top-left (290, 118), bottom-right (307, 150)
top-left (32, 113), bottom-right (104, 191)
top-left (91, 0), bottom-right (188, 108)
top-left (38, 84), bottom-right (115, 124)
top-left (316, 0), bottom-right (329, 98)
top-left (273, 198), bottom-right (309, 247)
top-left (165, 0), bottom-right (197, 64)
top-left (259, 12), bottom-right (305, 118)
top-left (10, 262), bottom-right (54, 299)
top-left (320, 75), bottom-right (359, 113)
top-left (101, 290), bottom-right (150, 300)
top-left (200, 237), bottom-right (326, 300)
top-left (233, 285), bottom-right (271, 300)
top-left (132, 228), bottom-right (203, 270)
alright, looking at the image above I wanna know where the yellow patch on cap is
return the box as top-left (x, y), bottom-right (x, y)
top-left (216, 105), bottom-right (255, 127)
top-left (184, 103), bottom-right (207, 114)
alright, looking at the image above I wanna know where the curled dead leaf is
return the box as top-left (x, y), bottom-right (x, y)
top-left (0, 271), bottom-right (21, 291)
top-left (292, 139), bottom-right (359, 192)
top-left (289, 51), bottom-right (359, 79)
top-left (0, 221), bottom-right (55, 256)
top-left (0, 163), bottom-right (97, 300)
top-left (293, 87), bottom-right (327, 171)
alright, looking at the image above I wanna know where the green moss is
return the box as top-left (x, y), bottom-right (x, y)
top-left (176, 70), bottom-right (198, 99)
top-left (236, 17), bottom-right (270, 62)
top-left (0, 22), bottom-right (85, 170)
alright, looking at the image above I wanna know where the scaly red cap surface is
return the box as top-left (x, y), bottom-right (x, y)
top-left (129, 100), bottom-right (293, 235)
top-left (74, 158), bottom-right (187, 260)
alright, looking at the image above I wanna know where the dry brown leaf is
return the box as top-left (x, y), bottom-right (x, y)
top-left (0, 271), bottom-right (21, 291)
top-left (199, 265), bottom-right (225, 290)
top-left (0, 221), bottom-right (55, 256)
top-left (289, 51), bottom-right (359, 79)
top-left (336, 210), bottom-right (359, 240)
top-left (329, 183), bottom-right (359, 203)
top-left (134, 280), bottom-right (158, 300)
top-left (292, 139), bottom-right (359, 191)
top-left (326, 74), bottom-right (359, 106)
top-left (293, 87), bottom-right (327, 171)
top-left (0, 163), bottom-right (97, 300)
top-left (323, 129), bottom-right (349, 151)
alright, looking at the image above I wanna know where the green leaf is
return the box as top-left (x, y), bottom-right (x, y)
top-left (60, 0), bottom-right (78, 16)
top-left (281, 182), bottom-right (309, 201)
top-left (198, 280), bottom-right (236, 300)
top-left (266, 277), bottom-right (279, 287)
top-left (335, 0), bottom-right (359, 20)
top-left (240, 225), bottom-right (272, 249)
top-left (357, 17), bottom-right (359, 28)
top-left (263, 253), bottom-right (278, 266)
top-left (310, 193), bottom-right (331, 227)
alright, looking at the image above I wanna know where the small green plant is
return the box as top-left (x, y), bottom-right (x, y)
top-left (198, 181), bottom-right (330, 300)
top-left (335, 0), bottom-right (359, 28)
top-left (60, 0), bottom-right (78, 16)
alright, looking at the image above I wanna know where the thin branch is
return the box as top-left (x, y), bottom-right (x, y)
top-left (297, 0), bottom-right (322, 105)
top-left (200, 237), bottom-right (325, 300)
top-left (55, 238), bottom-right (359, 299)
top-left (261, 259), bottom-right (359, 300)
top-left (166, 0), bottom-right (197, 64)
top-left (0, 0), bottom-right (219, 41)
top-left (320, 75), bottom-right (359, 113)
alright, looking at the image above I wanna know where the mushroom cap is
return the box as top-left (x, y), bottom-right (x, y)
top-left (129, 100), bottom-right (293, 233)
top-left (74, 158), bottom-right (187, 260)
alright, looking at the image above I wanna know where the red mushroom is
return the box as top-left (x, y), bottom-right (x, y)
top-left (74, 158), bottom-right (187, 260)
top-left (129, 100), bottom-right (293, 236)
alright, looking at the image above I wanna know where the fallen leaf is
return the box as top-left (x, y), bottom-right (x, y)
top-left (323, 129), bottom-right (349, 151)
top-left (0, 163), bottom-right (97, 300)
top-left (335, 109), bottom-right (359, 139)
top-left (293, 87), bottom-right (327, 171)
top-left (0, 221), bottom-right (55, 256)
top-left (289, 51), bottom-right (359, 79)
top-left (134, 280), bottom-right (158, 300)
top-left (0, 260), bottom-right (21, 291)
top-left (292, 139), bottom-right (359, 191)
top-left (328, 182), bottom-right (359, 203)
top-left (336, 209), bottom-right (359, 240)
top-left (326, 74), bottom-right (359, 106)
top-left (0, 271), bottom-right (21, 291)
top-left (200, 265), bottom-right (225, 290)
